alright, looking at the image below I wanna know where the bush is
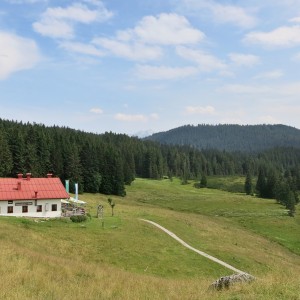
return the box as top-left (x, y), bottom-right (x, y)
top-left (70, 215), bottom-right (87, 223)
top-left (194, 182), bottom-right (201, 189)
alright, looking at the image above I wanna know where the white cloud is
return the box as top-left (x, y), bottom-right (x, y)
top-left (176, 0), bottom-right (257, 28)
top-left (185, 105), bottom-right (215, 115)
top-left (0, 31), bottom-right (41, 80)
top-left (45, 3), bottom-right (108, 23)
top-left (176, 46), bottom-right (226, 72)
top-left (114, 113), bottom-right (148, 122)
top-left (228, 53), bottom-right (260, 67)
top-left (33, 2), bottom-right (113, 39)
top-left (92, 13), bottom-right (204, 62)
top-left (244, 25), bottom-right (300, 48)
top-left (60, 41), bottom-right (104, 57)
top-left (254, 70), bottom-right (283, 80)
top-left (129, 13), bottom-right (205, 45)
top-left (33, 19), bottom-right (74, 39)
top-left (92, 38), bottom-right (162, 61)
top-left (208, 2), bottom-right (257, 28)
top-left (90, 108), bottom-right (103, 114)
top-left (136, 65), bottom-right (198, 80)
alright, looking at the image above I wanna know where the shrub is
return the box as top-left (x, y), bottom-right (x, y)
top-left (194, 182), bottom-right (201, 189)
top-left (70, 215), bottom-right (87, 223)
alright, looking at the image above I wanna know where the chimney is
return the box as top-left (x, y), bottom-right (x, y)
top-left (47, 173), bottom-right (53, 178)
top-left (17, 182), bottom-right (21, 191)
top-left (34, 191), bottom-right (38, 198)
top-left (26, 173), bottom-right (31, 181)
top-left (17, 173), bottom-right (23, 179)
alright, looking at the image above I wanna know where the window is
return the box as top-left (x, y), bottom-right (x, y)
top-left (37, 205), bottom-right (42, 212)
top-left (22, 206), bottom-right (28, 213)
top-left (51, 204), bottom-right (57, 212)
top-left (7, 206), bottom-right (13, 214)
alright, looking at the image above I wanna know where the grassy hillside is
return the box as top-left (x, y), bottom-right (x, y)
top-left (0, 178), bottom-right (299, 299)
top-left (128, 178), bottom-right (300, 255)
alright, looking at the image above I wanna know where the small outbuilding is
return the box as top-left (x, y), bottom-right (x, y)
top-left (0, 173), bottom-right (69, 218)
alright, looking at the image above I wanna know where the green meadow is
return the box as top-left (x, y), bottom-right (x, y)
top-left (0, 177), bottom-right (299, 299)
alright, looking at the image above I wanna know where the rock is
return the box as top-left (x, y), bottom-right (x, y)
top-left (210, 273), bottom-right (255, 290)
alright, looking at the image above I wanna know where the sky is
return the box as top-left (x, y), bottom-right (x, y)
top-left (1, 0), bottom-right (300, 136)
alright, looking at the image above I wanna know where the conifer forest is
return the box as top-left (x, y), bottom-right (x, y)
top-left (0, 119), bottom-right (299, 214)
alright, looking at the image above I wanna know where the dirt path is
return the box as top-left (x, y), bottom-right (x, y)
top-left (140, 219), bottom-right (246, 275)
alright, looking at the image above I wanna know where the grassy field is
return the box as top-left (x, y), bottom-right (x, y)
top-left (206, 175), bottom-right (247, 193)
top-left (0, 177), bottom-right (299, 299)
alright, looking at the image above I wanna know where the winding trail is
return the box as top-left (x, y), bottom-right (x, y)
top-left (140, 219), bottom-right (246, 275)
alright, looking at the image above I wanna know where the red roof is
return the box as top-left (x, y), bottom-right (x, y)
top-left (0, 177), bottom-right (70, 201)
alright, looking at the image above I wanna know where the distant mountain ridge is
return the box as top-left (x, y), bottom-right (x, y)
top-left (145, 124), bottom-right (300, 152)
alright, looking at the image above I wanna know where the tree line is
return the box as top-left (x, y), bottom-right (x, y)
top-left (245, 165), bottom-right (300, 216)
top-left (0, 119), bottom-right (300, 208)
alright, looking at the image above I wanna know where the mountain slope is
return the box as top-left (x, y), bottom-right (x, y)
top-left (145, 124), bottom-right (300, 152)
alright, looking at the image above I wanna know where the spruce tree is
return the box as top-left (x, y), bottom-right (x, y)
top-left (0, 129), bottom-right (13, 176)
top-left (200, 174), bottom-right (207, 187)
top-left (244, 172), bottom-right (252, 195)
top-left (256, 168), bottom-right (267, 197)
top-left (286, 191), bottom-right (296, 217)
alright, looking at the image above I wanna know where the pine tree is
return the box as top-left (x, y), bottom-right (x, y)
top-left (7, 127), bottom-right (26, 176)
top-left (0, 129), bottom-right (13, 176)
top-left (286, 191), bottom-right (296, 217)
top-left (64, 144), bottom-right (83, 193)
top-left (200, 174), bottom-right (207, 187)
top-left (181, 156), bottom-right (190, 184)
top-left (80, 143), bottom-right (101, 193)
top-left (244, 172), bottom-right (253, 195)
top-left (265, 169), bottom-right (278, 199)
top-left (256, 168), bottom-right (267, 197)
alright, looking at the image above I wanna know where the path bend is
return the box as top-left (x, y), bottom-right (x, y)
top-left (140, 218), bottom-right (247, 275)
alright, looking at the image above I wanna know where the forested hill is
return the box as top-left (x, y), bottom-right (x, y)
top-left (145, 124), bottom-right (300, 152)
top-left (1, 119), bottom-right (300, 197)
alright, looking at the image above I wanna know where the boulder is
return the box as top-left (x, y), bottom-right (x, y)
top-left (210, 273), bottom-right (255, 290)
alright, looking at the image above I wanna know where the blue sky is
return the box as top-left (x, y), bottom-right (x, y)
top-left (1, 0), bottom-right (300, 136)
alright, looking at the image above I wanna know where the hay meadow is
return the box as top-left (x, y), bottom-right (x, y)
top-left (0, 177), bottom-right (299, 299)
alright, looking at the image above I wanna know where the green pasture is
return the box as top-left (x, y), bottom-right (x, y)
top-left (0, 176), bottom-right (299, 299)
top-left (127, 178), bottom-right (300, 256)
